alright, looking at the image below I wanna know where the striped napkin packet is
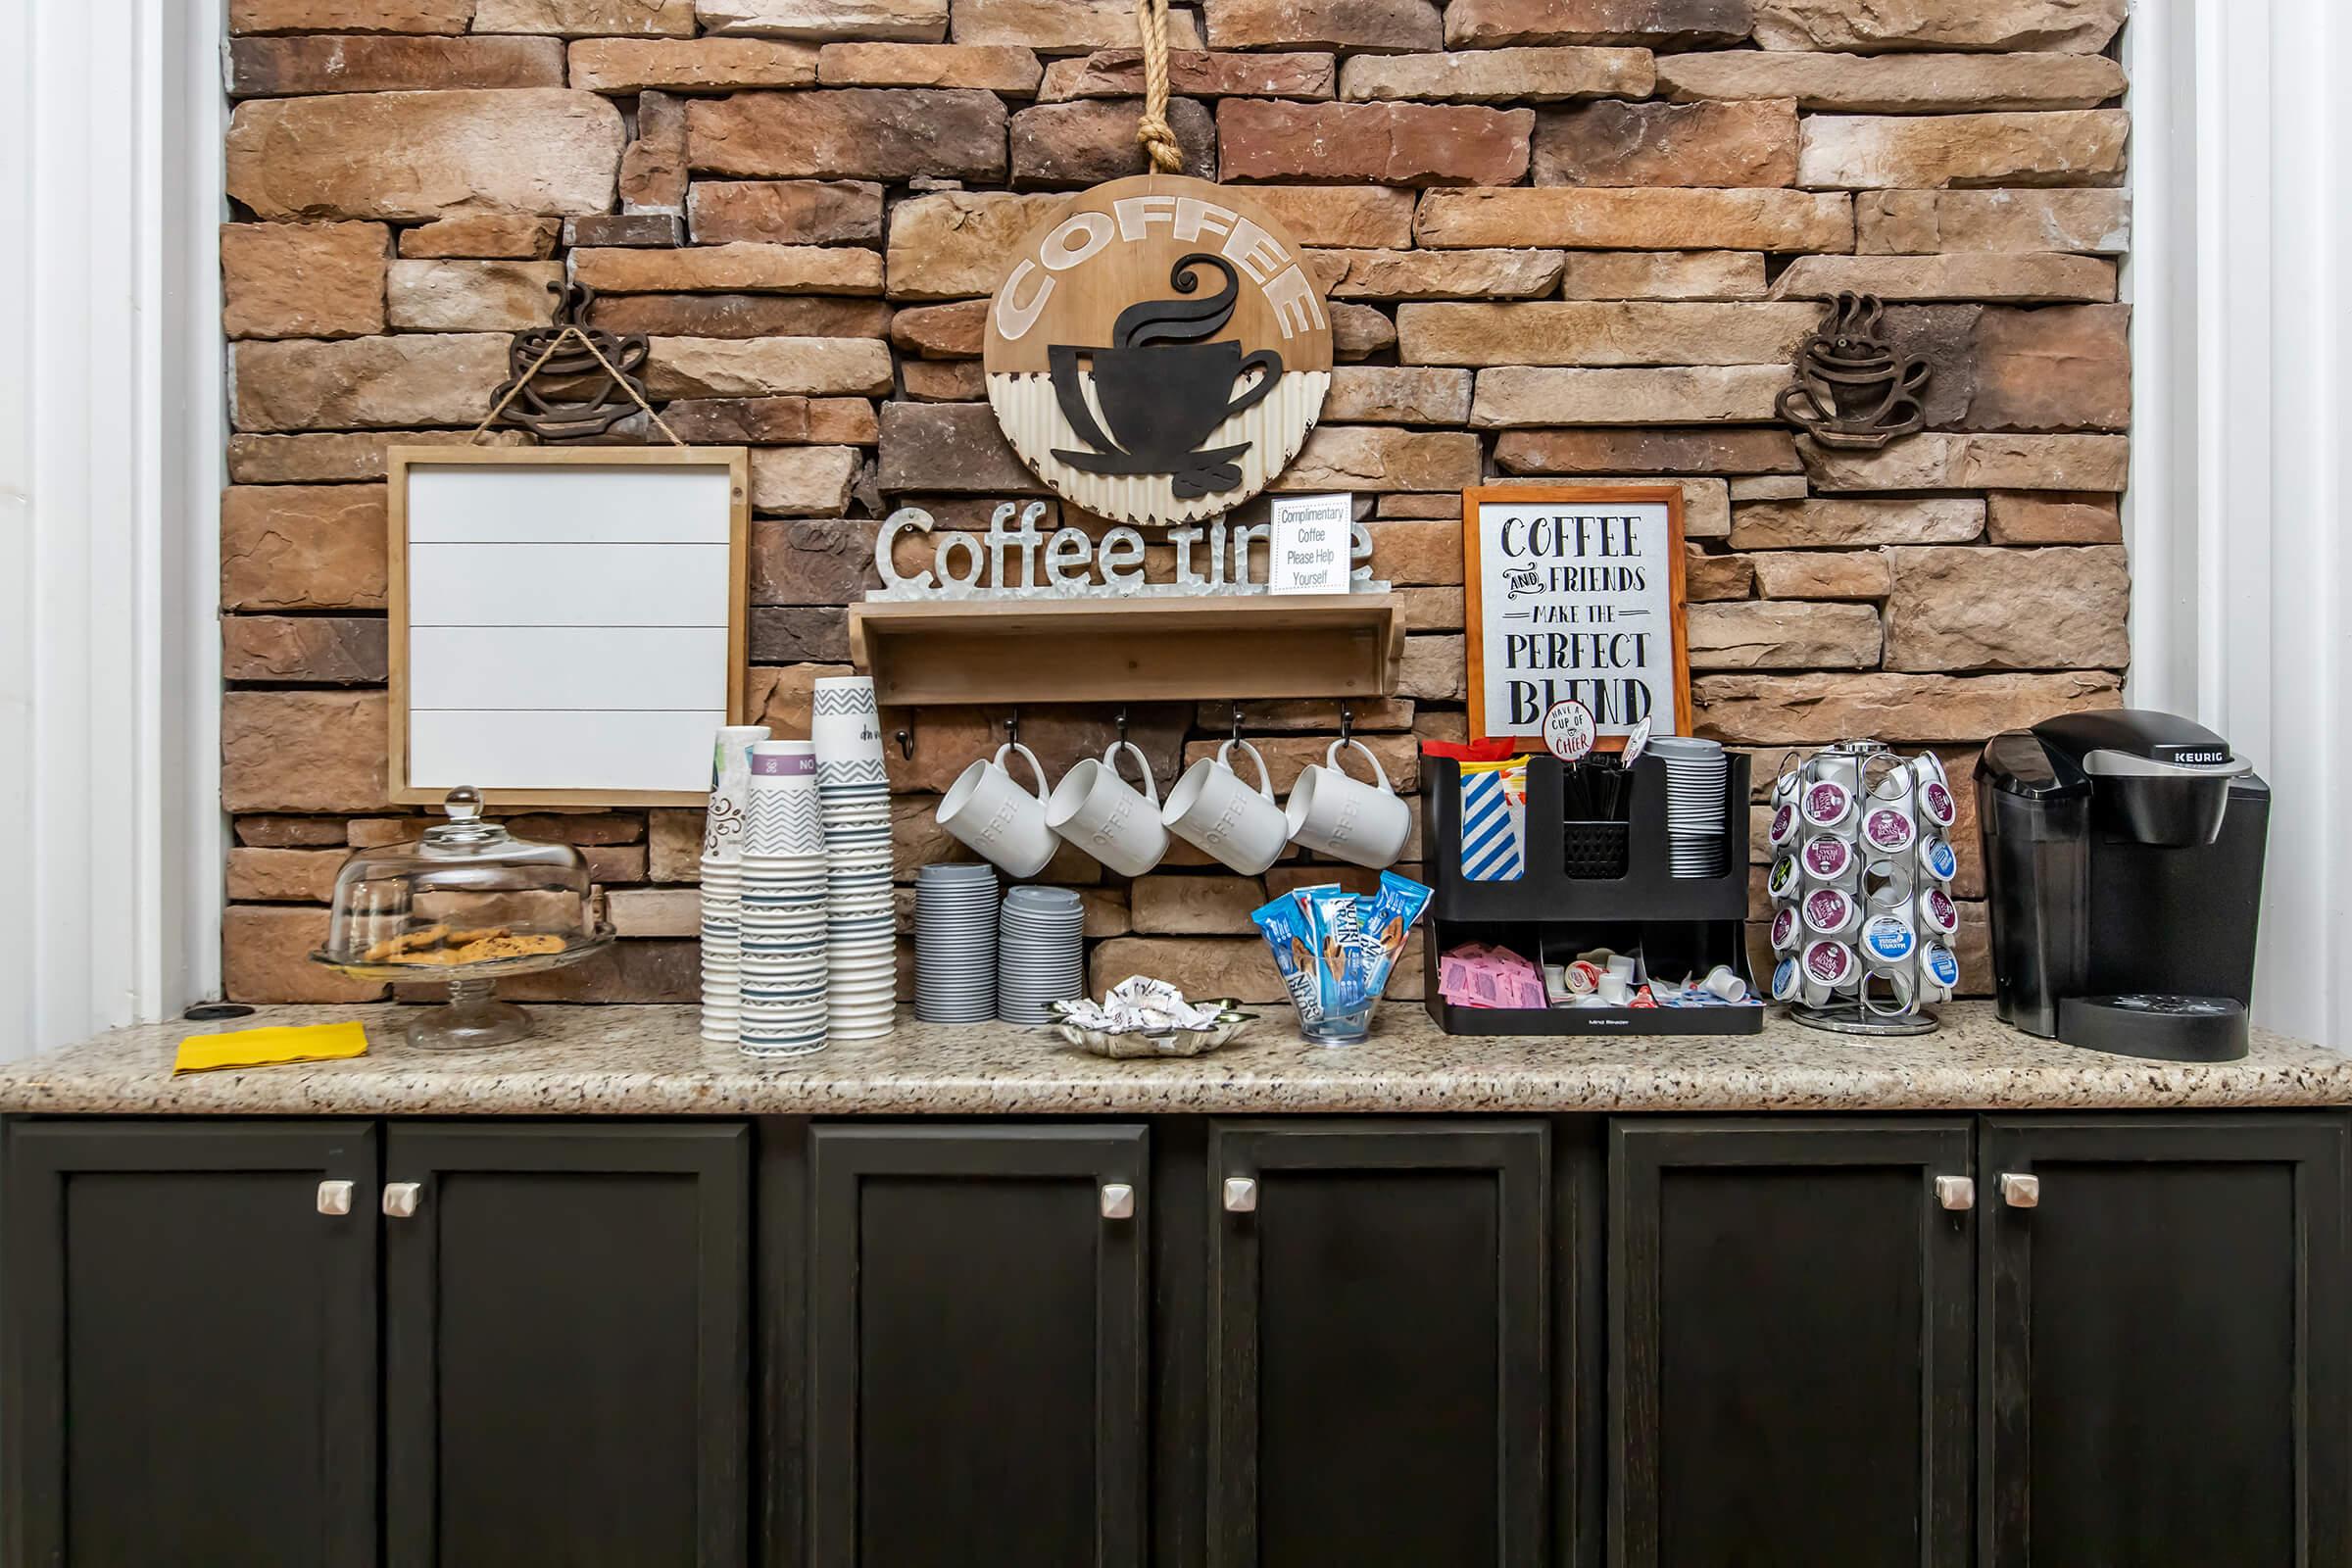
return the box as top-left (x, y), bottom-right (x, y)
top-left (1458, 759), bottom-right (1528, 882)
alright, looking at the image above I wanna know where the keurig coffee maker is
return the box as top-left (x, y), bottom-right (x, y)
top-left (1977, 710), bottom-right (2267, 1060)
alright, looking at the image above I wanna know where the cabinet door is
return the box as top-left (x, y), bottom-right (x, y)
top-left (1207, 1121), bottom-right (1549, 1568)
top-left (1, 1119), bottom-right (379, 1568)
top-left (1610, 1118), bottom-right (1973, 1568)
top-left (382, 1122), bottom-right (750, 1568)
top-left (1981, 1114), bottom-right (2350, 1566)
top-left (808, 1125), bottom-right (1148, 1568)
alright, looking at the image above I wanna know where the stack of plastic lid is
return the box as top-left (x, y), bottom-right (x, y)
top-left (914, 863), bottom-right (1000, 1023)
top-left (997, 886), bottom-right (1086, 1025)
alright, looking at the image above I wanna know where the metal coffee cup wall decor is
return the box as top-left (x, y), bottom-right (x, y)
top-left (983, 173), bottom-right (1334, 527)
top-left (1776, 291), bottom-right (1932, 450)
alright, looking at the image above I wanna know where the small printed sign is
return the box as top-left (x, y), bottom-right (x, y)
top-left (1544, 699), bottom-right (1596, 761)
top-left (1268, 493), bottom-right (1353, 594)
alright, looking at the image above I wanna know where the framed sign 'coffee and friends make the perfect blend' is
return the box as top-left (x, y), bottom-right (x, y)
top-left (1462, 483), bottom-right (1691, 749)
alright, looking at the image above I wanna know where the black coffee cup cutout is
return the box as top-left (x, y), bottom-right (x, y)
top-left (1049, 253), bottom-right (1285, 500)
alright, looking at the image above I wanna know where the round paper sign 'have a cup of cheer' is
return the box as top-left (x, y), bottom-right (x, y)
top-left (983, 173), bottom-right (1334, 527)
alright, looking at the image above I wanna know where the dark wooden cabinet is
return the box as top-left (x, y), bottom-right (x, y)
top-left (1205, 1120), bottom-right (1549, 1567)
top-left (1609, 1118), bottom-right (1975, 1568)
top-left (382, 1122), bottom-right (750, 1568)
top-left (1980, 1114), bottom-right (2350, 1567)
top-left (7, 1107), bottom-right (2348, 1568)
top-left (0, 1120), bottom-right (379, 1568)
top-left (807, 1124), bottom-right (1149, 1568)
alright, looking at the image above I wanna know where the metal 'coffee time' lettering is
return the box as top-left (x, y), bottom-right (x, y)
top-left (984, 174), bottom-right (1334, 528)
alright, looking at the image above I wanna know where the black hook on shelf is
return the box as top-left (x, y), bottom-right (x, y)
top-left (1005, 709), bottom-right (1020, 749)
top-left (895, 727), bottom-right (914, 760)
top-left (1114, 706), bottom-right (1129, 746)
top-left (1339, 702), bottom-right (1355, 747)
top-left (1230, 705), bottom-right (1245, 745)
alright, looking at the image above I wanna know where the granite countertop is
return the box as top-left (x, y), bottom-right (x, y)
top-left (0, 1002), bottom-right (2343, 1116)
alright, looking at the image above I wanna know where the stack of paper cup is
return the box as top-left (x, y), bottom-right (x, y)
top-left (740, 740), bottom-right (829, 1059)
top-left (700, 724), bottom-right (769, 1045)
top-left (812, 675), bottom-right (896, 1040)
top-left (1651, 735), bottom-right (1731, 878)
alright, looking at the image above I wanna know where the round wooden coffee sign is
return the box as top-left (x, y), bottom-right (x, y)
top-left (984, 174), bottom-right (1333, 527)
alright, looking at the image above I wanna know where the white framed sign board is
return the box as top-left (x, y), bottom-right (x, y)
top-left (1462, 483), bottom-right (1690, 749)
top-left (387, 447), bottom-right (750, 806)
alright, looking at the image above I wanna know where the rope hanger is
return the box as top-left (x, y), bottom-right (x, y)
top-left (1134, 0), bottom-right (1185, 174)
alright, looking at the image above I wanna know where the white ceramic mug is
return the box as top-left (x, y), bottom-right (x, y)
top-left (1162, 739), bottom-right (1289, 875)
top-left (937, 742), bottom-right (1055, 879)
top-left (1286, 738), bottom-right (1410, 869)
top-left (1047, 740), bottom-right (1167, 878)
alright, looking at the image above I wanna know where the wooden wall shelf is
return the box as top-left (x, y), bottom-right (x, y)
top-left (848, 594), bottom-right (1403, 707)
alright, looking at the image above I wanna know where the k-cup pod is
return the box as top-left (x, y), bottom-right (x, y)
top-left (1860, 804), bottom-right (1917, 856)
top-left (1802, 885), bottom-right (1860, 938)
top-left (1800, 832), bottom-right (1856, 885)
top-left (1860, 966), bottom-right (1917, 1018)
top-left (1917, 834), bottom-right (1959, 884)
top-left (1865, 860), bottom-right (1915, 909)
top-left (1767, 802), bottom-right (1798, 850)
top-left (1799, 938), bottom-right (1860, 1005)
top-left (1701, 964), bottom-right (1748, 1003)
top-left (1922, 942), bottom-right (1961, 1002)
top-left (1800, 778), bottom-right (1855, 831)
top-left (1860, 911), bottom-right (1918, 966)
top-left (1774, 768), bottom-right (1802, 808)
top-left (1917, 750), bottom-right (1948, 789)
top-left (1771, 955), bottom-right (1804, 1002)
top-left (1770, 904), bottom-right (1802, 953)
top-left (1917, 885), bottom-right (1960, 936)
top-left (1597, 972), bottom-right (1632, 1005)
top-left (1767, 853), bottom-right (1800, 902)
top-left (1918, 777), bottom-right (1959, 829)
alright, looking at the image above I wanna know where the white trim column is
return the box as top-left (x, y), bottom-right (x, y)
top-left (2127, 0), bottom-right (2351, 1047)
top-left (0, 0), bottom-right (224, 1057)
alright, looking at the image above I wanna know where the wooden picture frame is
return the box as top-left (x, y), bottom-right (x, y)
top-left (1462, 483), bottom-right (1691, 750)
top-left (386, 446), bottom-right (750, 808)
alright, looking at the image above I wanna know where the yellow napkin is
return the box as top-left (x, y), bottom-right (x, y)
top-left (172, 1020), bottom-right (369, 1076)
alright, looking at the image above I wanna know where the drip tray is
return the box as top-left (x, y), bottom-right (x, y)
top-left (2057, 994), bottom-right (2249, 1062)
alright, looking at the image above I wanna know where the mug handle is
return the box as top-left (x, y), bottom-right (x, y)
top-left (1325, 737), bottom-right (1393, 794)
top-left (996, 741), bottom-right (1050, 804)
top-left (1104, 740), bottom-right (1158, 808)
top-left (1218, 738), bottom-right (1275, 802)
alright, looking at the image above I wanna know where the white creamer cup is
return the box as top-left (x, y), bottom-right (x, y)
top-left (1162, 738), bottom-right (1290, 876)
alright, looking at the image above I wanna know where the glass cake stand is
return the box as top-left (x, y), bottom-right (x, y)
top-left (310, 786), bottom-right (616, 1050)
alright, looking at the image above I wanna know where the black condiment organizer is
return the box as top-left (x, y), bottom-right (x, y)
top-left (1420, 752), bottom-right (1760, 1036)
